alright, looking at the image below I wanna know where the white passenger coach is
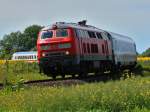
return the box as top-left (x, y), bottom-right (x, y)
top-left (12, 51), bottom-right (37, 61)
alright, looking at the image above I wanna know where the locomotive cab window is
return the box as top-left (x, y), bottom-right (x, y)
top-left (41, 31), bottom-right (53, 39)
top-left (56, 29), bottom-right (68, 37)
top-left (75, 29), bottom-right (84, 38)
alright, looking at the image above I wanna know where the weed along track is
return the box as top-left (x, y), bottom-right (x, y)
top-left (20, 74), bottom-right (112, 87)
top-left (17, 67), bottom-right (150, 87)
top-left (25, 78), bottom-right (84, 87)
top-left (0, 73), bottom-right (116, 89)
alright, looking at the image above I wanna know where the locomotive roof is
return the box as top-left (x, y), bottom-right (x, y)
top-left (42, 22), bottom-right (135, 43)
top-left (42, 22), bottom-right (105, 32)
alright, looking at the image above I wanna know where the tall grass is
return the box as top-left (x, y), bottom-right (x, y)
top-left (0, 61), bottom-right (48, 84)
top-left (0, 77), bottom-right (149, 112)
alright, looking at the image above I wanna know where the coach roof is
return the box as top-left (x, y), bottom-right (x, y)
top-left (13, 51), bottom-right (37, 55)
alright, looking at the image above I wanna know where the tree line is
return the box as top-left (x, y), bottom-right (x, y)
top-left (140, 48), bottom-right (150, 57)
top-left (0, 25), bottom-right (43, 59)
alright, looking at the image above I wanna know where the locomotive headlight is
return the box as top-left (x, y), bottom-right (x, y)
top-left (65, 51), bottom-right (70, 55)
top-left (40, 44), bottom-right (50, 50)
top-left (58, 43), bottom-right (71, 49)
top-left (42, 52), bottom-right (46, 57)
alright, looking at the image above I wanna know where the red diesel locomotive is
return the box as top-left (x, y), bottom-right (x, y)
top-left (37, 21), bottom-right (137, 79)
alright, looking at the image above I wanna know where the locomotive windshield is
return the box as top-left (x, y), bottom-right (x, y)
top-left (56, 29), bottom-right (68, 37)
top-left (41, 31), bottom-right (53, 39)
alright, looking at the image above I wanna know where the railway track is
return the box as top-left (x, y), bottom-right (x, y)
top-left (0, 68), bottom-right (147, 90)
top-left (0, 73), bottom-right (112, 89)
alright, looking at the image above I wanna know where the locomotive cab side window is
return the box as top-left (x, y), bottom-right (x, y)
top-left (75, 29), bottom-right (81, 38)
top-left (56, 29), bottom-right (68, 37)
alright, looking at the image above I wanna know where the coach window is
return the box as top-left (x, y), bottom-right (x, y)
top-left (56, 29), bottom-right (68, 37)
top-left (34, 55), bottom-right (36, 59)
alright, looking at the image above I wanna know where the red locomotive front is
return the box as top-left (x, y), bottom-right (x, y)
top-left (37, 24), bottom-right (81, 78)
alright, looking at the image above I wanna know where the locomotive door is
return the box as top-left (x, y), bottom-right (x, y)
top-left (78, 36), bottom-right (84, 56)
top-left (75, 29), bottom-right (84, 56)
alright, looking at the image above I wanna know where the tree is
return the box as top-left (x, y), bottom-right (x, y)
top-left (23, 25), bottom-right (43, 51)
top-left (0, 31), bottom-right (23, 59)
top-left (141, 48), bottom-right (150, 57)
top-left (0, 25), bottom-right (43, 59)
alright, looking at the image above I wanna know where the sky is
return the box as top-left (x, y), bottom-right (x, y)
top-left (0, 0), bottom-right (150, 53)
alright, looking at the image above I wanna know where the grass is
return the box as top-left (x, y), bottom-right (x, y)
top-left (0, 60), bottom-right (150, 84)
top-left (139, 61), bottom-right (150, 71)
top-left (0, 61), bottom-right (49, 84)
top-left (0, 60), bottom-right (149, 111)
top-left (0, 76), bottom-right (149, 112)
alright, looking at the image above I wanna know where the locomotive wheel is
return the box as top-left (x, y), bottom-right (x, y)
top-left (43, 68), bottom-right (50, 76)
top-left (52, 74), bottom-right (56, 80)
top-left (79, 70), bottom-right (87, 78)
top-left (61, 74), bottom-right (65, 79)
top-left (72, 74), bottom-right (76, 78)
